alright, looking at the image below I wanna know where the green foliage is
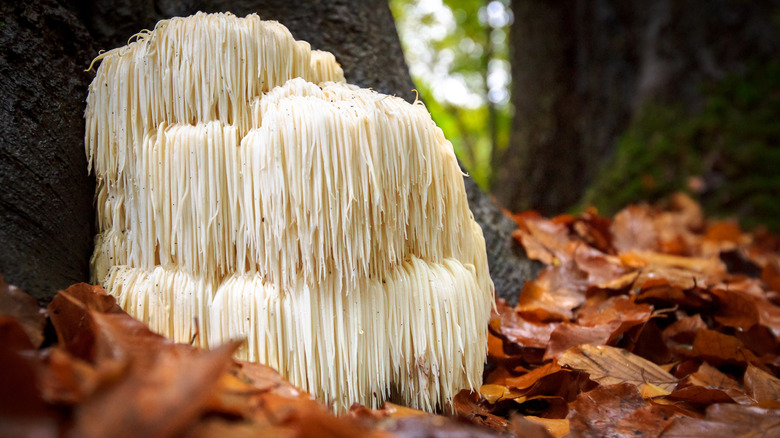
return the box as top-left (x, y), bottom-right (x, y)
top-left (584, 62), bottom-right (780, 230)
top-left (390, 0), bottom-right (511, 190)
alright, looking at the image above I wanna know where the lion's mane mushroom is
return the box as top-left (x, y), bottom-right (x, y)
top-left (86, 12), bottom-right (494, 412)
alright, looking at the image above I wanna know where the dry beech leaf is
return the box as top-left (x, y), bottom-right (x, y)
top-left (611, 205), bottom-right (660, 253)
top-left (518, 416), bottom-right (569, 438)
top-left (661, 404), bottom-right (780, 437)
top-left (559, 345), bottom-right (677, 392)
top-left (640, 383), bottom-right (671, 399)
top-left (744, 363), bottom-right (780, 402)
top-left (544, 323), bottom-right (619, 361)
top-left (691, 329), bottom-right (760, 366)
top-left (568, 383), bottom-right (679, 438)
top-left (480, 384), bottom-right (517, 404)
top-left (0, 275), bottom-right (46, 348)
top-left (625, 251), bottom-right (724, 274)
top-left (497, 300), bottom-right (558, 348)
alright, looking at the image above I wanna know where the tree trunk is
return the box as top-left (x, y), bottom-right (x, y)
top-left (2, 0), bottom-right (537, 303)
top-left (492, 0), bottom-right (583, 215)
top-left (0, 0), bottom-right (97, 304)
top-left (495, 0), bottom-right (780, 217)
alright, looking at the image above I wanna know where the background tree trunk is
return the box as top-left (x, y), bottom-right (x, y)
top-left (2, 0), bottom-right (536, 303)
top-left (494, 0), bottom-right (780, 216)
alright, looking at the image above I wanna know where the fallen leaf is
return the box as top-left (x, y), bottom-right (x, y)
top-left (691, 329), bottom-right (760, 366)
top-left (611, 205), bottom-right (660, 253)
top-left (660, 404), bottom-right (780, 437)
top-left (625, 251), bottom-right (724, 274)
top-left (640, 382), bottom-right (671, 399)
top-left (0, 276), bottom-right (47, 348)
top-left (453, 390), bottom-right (509, 432)
top-left (559, 345), bottom-right (677, 392)
top-left (744, 363), bottom-right (780, 403)
top-left (762, 262), bottom-right (780, 292)
top-left (517, 263), bottom-right (589, 322)
top-left (663, 314), bottom-right (707, 345)
top-left (480, 384), bottom-right (520, 404)
top-left (503, 362), bottom-right (564, 391)
top-left (568, 383), bottom-right (678, 438)
top-left (47, 283), bottom-right (122, 361)
top-left (710, 288), bottom-right (759, 330)
top-left (515, 415), bottom-right (568, 438)
top-left (544, 323), bottom-right (619, 360)
top-left (668, 362), bottom-right (754, 405)
top-left (497, 300), bottom-right (558, 348)
top-left (577, 295), bottom-right (654, 330)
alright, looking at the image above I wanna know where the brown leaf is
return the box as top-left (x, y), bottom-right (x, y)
top-left (47, 283), bottom-right (122, 361)
top-left (663, 314), bottom-right (707, 345)
top-left (762, 262), bottom-right (780, 292)
top-left (454, 390), bottom-right (509, 432)
top-left (611, 205), bottom-right (660, 253)
top-left (517, 263), bottom-right (588, 322)
top-left (503, 362), bottom-right (565, 391)
top-left (629, 321), bottom-right (672, 365)
top-left (0, 316), bottom-right (35, 351)
top-left (381, 415), bottom-right (499, 438)
top-left (498, 300), bottom-right (558, 349)
top-left (577, 296), bottom-right (654, 330)
top-left (572, 245), bottom-right (625, 285)
top-left (559, 345), bottom-right (678, 392)
top-left (35, 347), bottom-right (111, 405)
top-left (668, 362), bottom-right (754, 405)
top-left (691, 329), bottom-right (760, 366)
top-left (512, 415), bottom-right (568, 438)
top-left (626, 251), bottom-right (724, 275)
top-left (744, 363), bottom-right (780, 403)
top-left (69, 340), bottom-right (238, 438)
top-left (568, 383), bottom-right (678, 438)
top-left (0, 275), bottom-right (46, 348)
top-left (661, 404), bottom-right (780, 437)
top-left (544, 323), bottom-right (619, 360)
top-left (480, 384), bottom-right (521, 404)
top-left (710, 288), bottom-right (759, 330)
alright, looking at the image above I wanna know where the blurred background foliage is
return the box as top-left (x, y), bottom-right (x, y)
top-left (390, 0), bottom-right (511, 189)
top-left (391, 0), bottom-right (780, 231)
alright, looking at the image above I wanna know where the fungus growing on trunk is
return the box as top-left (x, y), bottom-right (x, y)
top-left (86, 12), bottom-right (494, 412)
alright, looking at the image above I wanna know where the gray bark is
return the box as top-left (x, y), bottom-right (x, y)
top-left (0, 0), bottom-right (96, 304)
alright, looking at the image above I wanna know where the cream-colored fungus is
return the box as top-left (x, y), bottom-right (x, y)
top-left (86, 11), bottom-right (494, 413)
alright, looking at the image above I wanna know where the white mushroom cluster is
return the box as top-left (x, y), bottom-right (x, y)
top-left (86, 12), bottom-right (494, 412)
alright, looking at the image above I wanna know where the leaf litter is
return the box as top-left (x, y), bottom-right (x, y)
top-left (2, 193), bottom-right (780, 437)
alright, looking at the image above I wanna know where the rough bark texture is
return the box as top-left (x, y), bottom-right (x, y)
top-left (494, 0), bottom-right (780, 216)
top-left (0, 0), bottom-right (96, 304)
top-left (2, 0), bottom-right (535, 303)
top-left (67, 0), bottom-right (417, 102)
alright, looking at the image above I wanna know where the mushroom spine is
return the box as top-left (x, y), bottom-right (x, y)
top-left (86, 12), bottom-right (494, 412)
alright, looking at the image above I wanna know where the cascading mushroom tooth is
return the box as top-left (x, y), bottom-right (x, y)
top-left (86, 11), bottom-right (494, 413)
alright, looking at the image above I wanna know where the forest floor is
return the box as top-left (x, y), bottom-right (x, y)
top-left (2, 193), bottom-right (779, 437)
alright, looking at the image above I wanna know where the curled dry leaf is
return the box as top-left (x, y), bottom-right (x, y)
top-left (559, 345), bottom-right (678, 392)
top-left (497, 299), bottom-right (558, 349)
top-left (667, 362), bottom-right (754, 406)
top-left (661, 404), bottom-right (780, 437)
top-left (568, 383), bottom-right (679, 438)
top-left (744, 363), bottom-right (780, 403)
top-left (513, 415), bottom-right (568, 438)
top-left (0, 275), bottom-right (47, 348)
top-left (691, 329), bottom-right (761, 366)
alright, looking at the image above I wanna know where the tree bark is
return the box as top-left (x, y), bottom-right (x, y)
top-left (2, 0), bottom-right (537, 303)
top-left (495, 0), bottom-right (780, 216)
top-left (0, 0), bottom-right (96, 304)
